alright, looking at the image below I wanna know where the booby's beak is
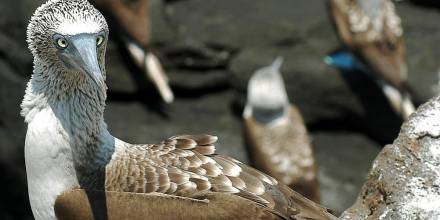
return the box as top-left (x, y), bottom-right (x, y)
top-left (58, 34), bottom-right (104, 86)
top-left (270, 57), bottom-right (284, 73)
top-left (71, 36), bottom-right (103, 86)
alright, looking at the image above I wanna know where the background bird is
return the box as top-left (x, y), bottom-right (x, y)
top-left (93, 0), bottom-right (174, 103)
top-left (22, 1), bottom-right (335, 219)
top-left (243, 58), bottom-right (320, 203)
top-left (327, 0), bottom-right (416, 120)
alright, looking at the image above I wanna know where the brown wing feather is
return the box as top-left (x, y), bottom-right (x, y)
top-left (105, 134), bottom-right (335, 219)
top-left (329, 0), bottom-right (406, 88)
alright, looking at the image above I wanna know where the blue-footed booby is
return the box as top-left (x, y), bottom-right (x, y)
top-left (22, 1), bottom-right (335, 219)
top-left (243, 58), bottom-right (320, 202)
top-left (328, 0), bottom-right (415, 120)
top-left (94, 0), bottom-right (174, 103)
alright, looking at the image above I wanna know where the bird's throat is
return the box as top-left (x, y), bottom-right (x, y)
top-left (23, 64), bottom-right (111, 165)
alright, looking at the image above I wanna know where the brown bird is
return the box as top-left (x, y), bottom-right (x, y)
top-left (243, 58), bottom-right (320, 202)
top-left (22, 1), bottom-right (335, 219)
top-left (94, 0), bottom-right (174, 103)
top-left (328, 0), bottom-right (415, 119)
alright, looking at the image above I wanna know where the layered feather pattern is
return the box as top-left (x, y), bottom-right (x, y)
top-left (105, 135), bottom-right (333, 219)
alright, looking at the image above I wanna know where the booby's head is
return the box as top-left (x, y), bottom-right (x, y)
top-left (27, 0), bottom-right (108, 87)
top-left (244, 57), bottom-right (289, 123)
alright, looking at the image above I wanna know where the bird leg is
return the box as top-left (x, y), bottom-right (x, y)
top-left (379, 81), bottom-right (415, 120)
top-left (125, 39), bottom-right (174, 103)
top-left (145, 51), bottom-right (174, 103)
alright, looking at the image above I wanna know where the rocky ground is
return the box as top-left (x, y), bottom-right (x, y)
top-left (0, 0), bottom-right (439, 219)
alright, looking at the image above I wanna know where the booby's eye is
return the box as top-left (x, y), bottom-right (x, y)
top-left (96, 35), bottom-right (104, 46)
top-left (56, 37), bottom-right (68, 49)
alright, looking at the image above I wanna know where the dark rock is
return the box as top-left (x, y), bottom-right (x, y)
top-left (409, 0), bottom-right (440, 8)
top-left (168, 69), bottom-right (230, 91)
top-left (150, 0), bottom-right (178, 44)
top-left (161, 42), bottom-right (235, 70)
top-left (312, 132), bottom-right (381, 215)
top-left (105, 41), bottom-right (139, 94)
top-left (0, 50), bottom-right (30, 220)
top-left (398, 2), bottom-right (440, 102)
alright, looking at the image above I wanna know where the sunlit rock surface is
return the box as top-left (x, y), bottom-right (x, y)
top-left (340, 95), bottom-right (440, 219)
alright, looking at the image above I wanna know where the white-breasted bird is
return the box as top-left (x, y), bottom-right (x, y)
top-left (22, 1), bottom-right (335, 219)
top-left (327, 0), bottom-right (416, 120)
top-left (243, 58), bottom-right (320, 202)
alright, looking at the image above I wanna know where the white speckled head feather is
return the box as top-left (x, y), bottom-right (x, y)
top-left (27, 0), bottom-right (108, 59)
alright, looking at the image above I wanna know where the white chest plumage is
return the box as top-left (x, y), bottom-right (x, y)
top-left (25, 108), bottom-right (80, 220)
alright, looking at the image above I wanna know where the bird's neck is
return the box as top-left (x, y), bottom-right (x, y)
top-left (22, 62), bottom-right (113, 170)
top-left (245, 104), bottom-right (289, 125)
